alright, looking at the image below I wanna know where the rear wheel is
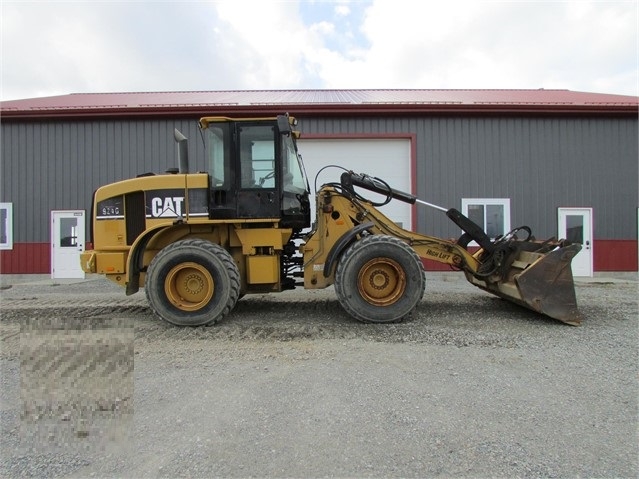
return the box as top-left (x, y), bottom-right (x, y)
top-left (334, 235), bottom-right (425, 323)
top-left (145, 239), bottom-right (240, 326)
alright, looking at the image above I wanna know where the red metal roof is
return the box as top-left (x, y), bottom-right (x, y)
top-left (1, 89), bottom-right (637, 119)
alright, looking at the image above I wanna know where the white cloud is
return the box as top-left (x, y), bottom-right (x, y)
top-left (310, 21), bottom-right (336, 36)
top-left (1, 2), bottom-right (227, 98)
top-left (211, 1), bottom-right (306, 88)
top-left (335, 5), bottom-right (351, 16)
top-left (313, 0), bottom-right (638, 95)
top-left (0, 0), bottom-right (636, 101)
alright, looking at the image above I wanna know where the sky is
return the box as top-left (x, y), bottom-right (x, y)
top-left (1, 0), bottom-right (637, 102)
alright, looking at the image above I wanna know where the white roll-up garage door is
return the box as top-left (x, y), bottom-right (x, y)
top-left (297, 139), bottom-right (412, 229)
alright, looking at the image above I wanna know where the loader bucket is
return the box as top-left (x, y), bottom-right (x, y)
top-left (466, 243), bottom-right (583, 325)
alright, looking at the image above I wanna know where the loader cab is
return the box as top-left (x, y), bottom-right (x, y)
top-left (200, 115), bottom-right (311, 230)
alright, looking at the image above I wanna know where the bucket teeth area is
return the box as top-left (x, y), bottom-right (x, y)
top-left (515, 243), bottom-right (582, 325)
top-left (467, 243), bottom-right (582, 325)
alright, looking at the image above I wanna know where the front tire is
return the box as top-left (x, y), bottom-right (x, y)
top-left (334, 235), bottom-right (425, 323)
top-left (145, 239), bottom-right (240, 326)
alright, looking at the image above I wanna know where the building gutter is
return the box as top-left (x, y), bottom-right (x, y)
top-left (1, 102), bottom-right (637, 121)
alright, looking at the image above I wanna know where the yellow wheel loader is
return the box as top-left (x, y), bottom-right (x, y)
top-left (80, 114), bottom-right (582, 326)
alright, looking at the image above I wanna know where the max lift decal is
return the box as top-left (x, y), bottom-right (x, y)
top-left (96, 189), bottom-right (209, 220)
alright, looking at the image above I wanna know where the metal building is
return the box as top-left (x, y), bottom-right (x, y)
top-left (1, 89), bottom-right (637, 277)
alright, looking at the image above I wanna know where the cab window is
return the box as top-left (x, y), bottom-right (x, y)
top-left (206, 123), bottom-right (231, 188)
top-left (282, 134), bottom-right (307, 194)
top-left (238, 125), bottom-right (276, 188)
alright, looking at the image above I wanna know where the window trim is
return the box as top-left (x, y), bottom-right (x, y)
top-left (461, 198), bottom-right (511, 246)
top-left (0, 202), bottom-right (13, 250)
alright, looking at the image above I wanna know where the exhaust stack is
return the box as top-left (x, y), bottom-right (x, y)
top-left (174, 129), bottom-right (189, 174)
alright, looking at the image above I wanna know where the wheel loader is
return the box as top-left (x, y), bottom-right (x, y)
top-left (80, 114), bottom-right (582, 326)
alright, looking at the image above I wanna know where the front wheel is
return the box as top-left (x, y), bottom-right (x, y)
top-left (334, 235), bottom-right (425, 323)
top-left (145, 239), bottom-right (240, 326)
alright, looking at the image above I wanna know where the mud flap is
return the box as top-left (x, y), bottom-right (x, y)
top-left (514, 243), bottom-right (582, 325)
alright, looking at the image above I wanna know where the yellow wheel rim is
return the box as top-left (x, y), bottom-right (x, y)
top-left (165, 262), bottom-right (214, 312)
top-left (357, 258), bottom-right (406, 306)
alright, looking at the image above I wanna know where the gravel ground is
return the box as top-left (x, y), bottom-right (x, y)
top-left (0, 273), bottom-right (637, 478)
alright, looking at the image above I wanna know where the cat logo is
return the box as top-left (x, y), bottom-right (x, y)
top-left (149, 195), bottom-right (185, 218)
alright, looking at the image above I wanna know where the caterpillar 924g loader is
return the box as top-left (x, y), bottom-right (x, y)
top-left (80, 114), bottom-right (582, 326)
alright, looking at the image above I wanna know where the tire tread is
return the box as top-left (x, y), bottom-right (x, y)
top-left (145, 239), bottom-right (240, 326)
top-left (334, 235), bottom-right (425, 323)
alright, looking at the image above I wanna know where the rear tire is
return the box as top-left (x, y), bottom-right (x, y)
top-left (334, 235), bottom-right (425, 323)
top-left (145, 239), bottom-right (240, 326)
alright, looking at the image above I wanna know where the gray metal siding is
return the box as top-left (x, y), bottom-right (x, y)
top-left (1, 115), bottom-right (636, 244)
top-left (1, 119), bottom-right (205, 243)
top-left (298, 116), bottom-right (638, 241)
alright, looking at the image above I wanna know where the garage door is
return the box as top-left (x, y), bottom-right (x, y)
top-left (297, 139), bottom-right (412, 229)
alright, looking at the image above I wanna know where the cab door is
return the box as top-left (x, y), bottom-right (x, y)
top-left (236, 123), bottom-right (280, 219)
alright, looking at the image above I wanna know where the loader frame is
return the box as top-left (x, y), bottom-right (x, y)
top-left (81, 114), bottom-right (582, 327)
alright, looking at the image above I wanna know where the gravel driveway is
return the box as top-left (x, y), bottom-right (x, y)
top-left (1, 273), bottom-right (637, 478)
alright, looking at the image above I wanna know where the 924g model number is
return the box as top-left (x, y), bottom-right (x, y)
top-left (96, 196), bottom-right (124, 219)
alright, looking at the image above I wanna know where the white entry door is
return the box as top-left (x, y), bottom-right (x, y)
top-left (51, 210), bottom-right (85, 279)
top-left (558, 208), bottom-right (593, 277)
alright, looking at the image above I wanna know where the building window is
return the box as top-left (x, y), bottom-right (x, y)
top-left (0, 203), bottom-right (13, 250)
top-left (461, 198), bottom-right (511, 242)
